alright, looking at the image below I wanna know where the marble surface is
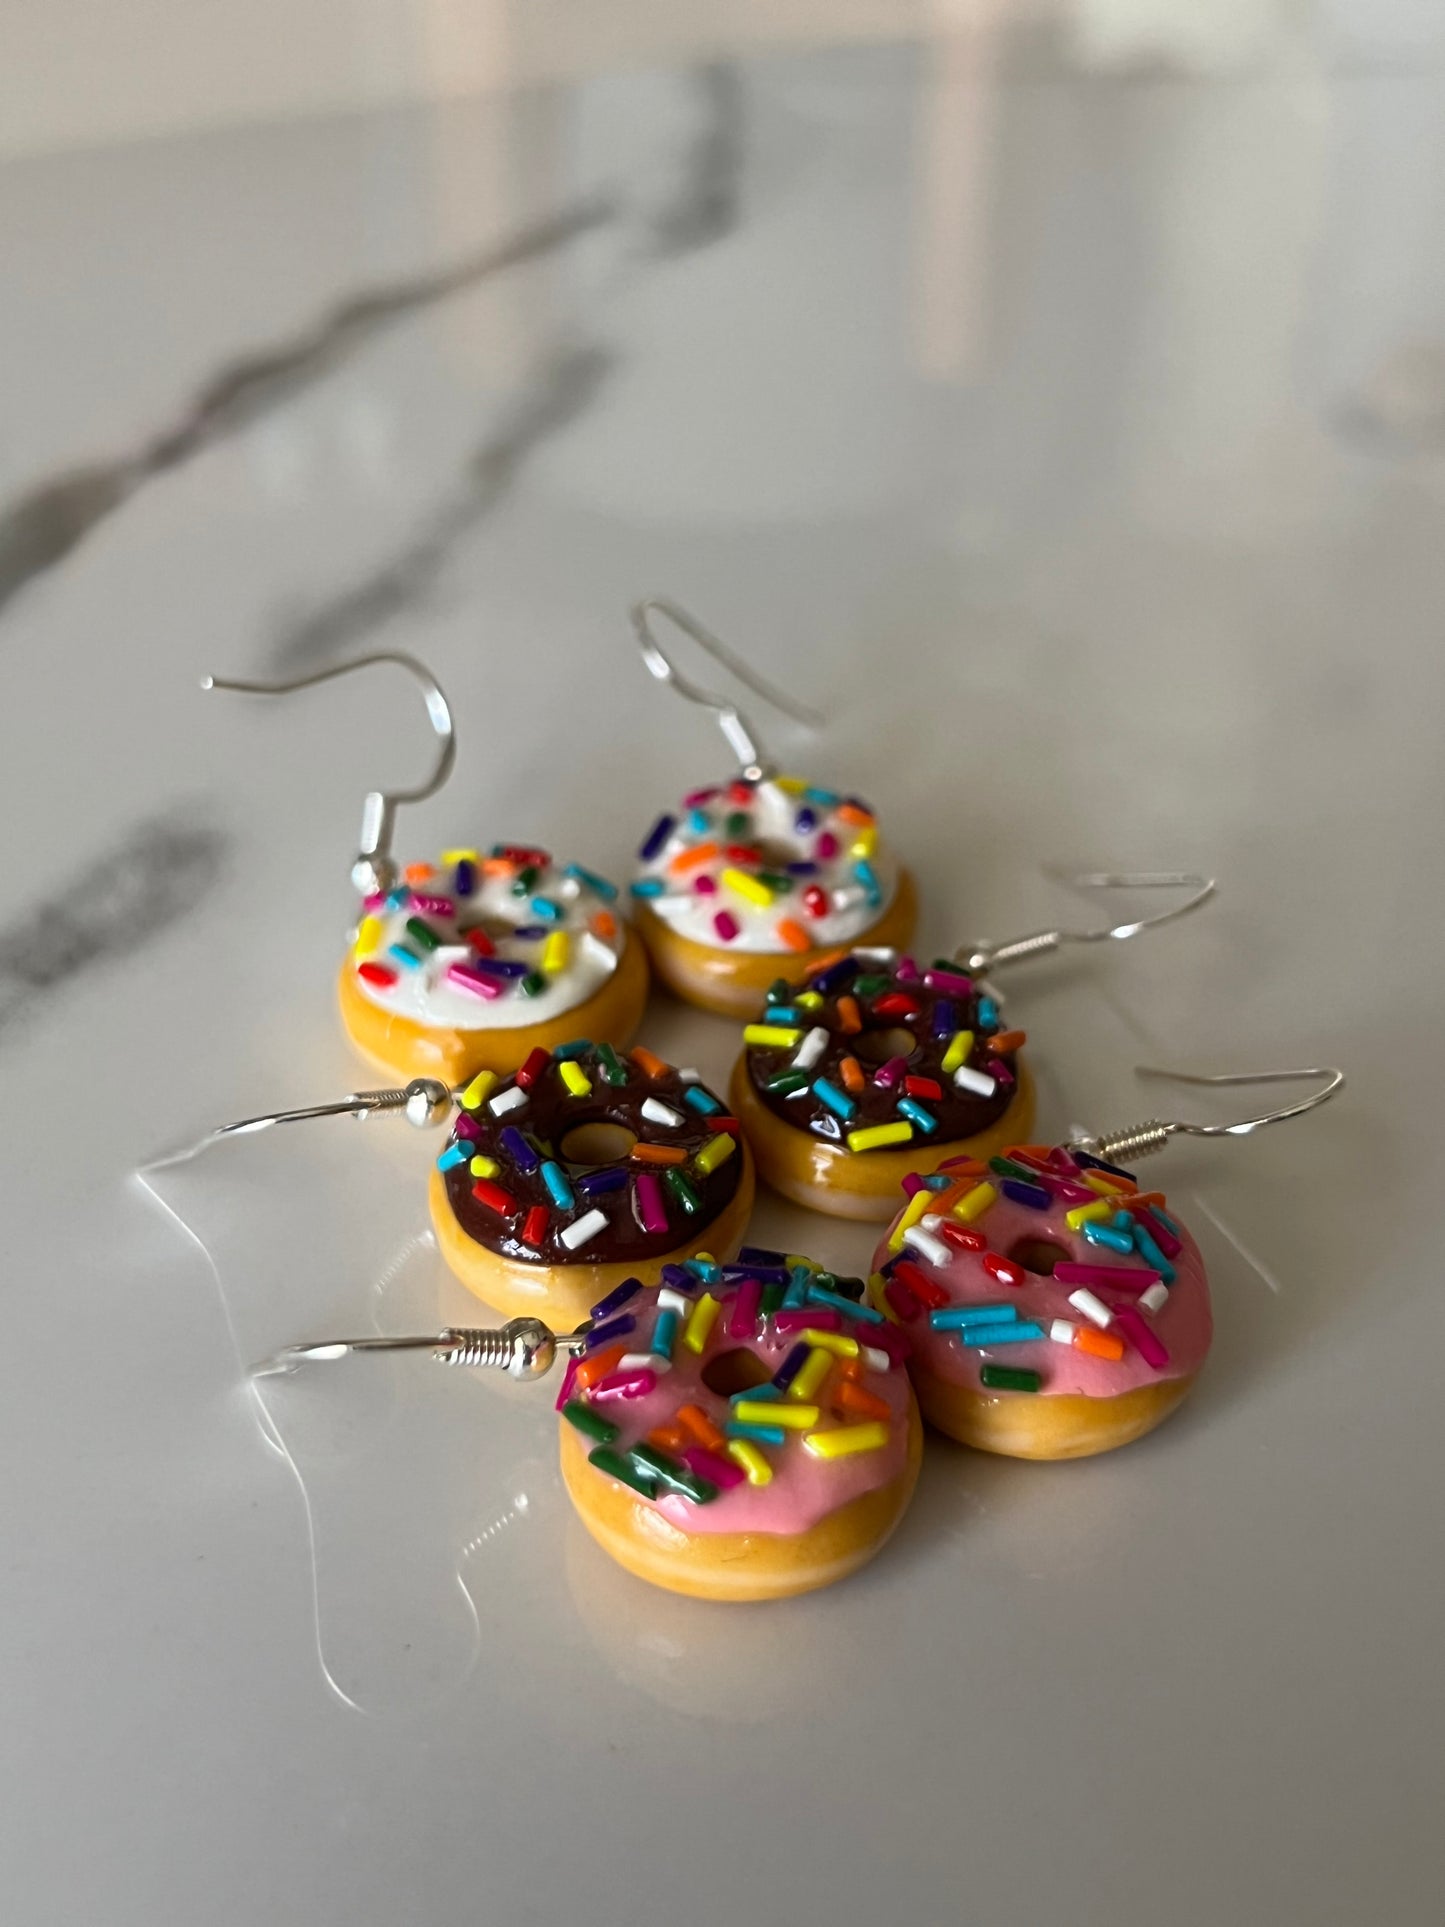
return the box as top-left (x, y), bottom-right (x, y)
top-left (3, 23), bottom-right (1444, 1925)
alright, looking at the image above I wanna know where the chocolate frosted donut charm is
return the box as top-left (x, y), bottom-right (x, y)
top-left (429, 1042), bottom-right (755, 1329)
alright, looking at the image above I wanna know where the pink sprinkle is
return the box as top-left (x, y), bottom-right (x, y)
top-left (815, 831), bottom-right (839, 861)
top-left (774, 1307), bottom-right (839, 1332)
top-left (894, 955), bottom-right (920, 983)
top-left (1114, 1306), bottom-right (1170, 1369)
top-left (728, 1278), bottom-right (762, 1339)
top-left (713, 909), bottom-right (740, 942)
top-left (362, 892), bottom-right (388, 914)
top-left (453, 1113), bottom-right (483, 1141)
top-left (867, 1323), bottom-right (912, 1366)
top-left (1054, 1262), bottom-right (1162, 1290)
top-left (875, 1056), bottom-right (909, 1089)
top-left (446, 961), bottom-right (504, 999)
top-left (590, 1368), bottom-right (658, 1402)
top-left (901, 1172), bottom-right (925, 1197)
top-left (694, 874), bottom-right (718, 896)
top-left (412, 894), bottom-right (456, 917)
top-left (924, 967), bottom-right (973, 996)
top-left (684, 787), bottom-right (719, 809)
top-left (1133, 1204), bottom-right (1183, 1259)
top-left (988, 1057), bottom-right (1015, 1088)
top-left (682, 1445), bottom-right (744, 1490)
top-left (553, 1356), bottom-right (579, 1411)
top-left (1047, 1146), bottom-right (1082, 1174)
top-left (634, 1173), bottom-right (669, 1237)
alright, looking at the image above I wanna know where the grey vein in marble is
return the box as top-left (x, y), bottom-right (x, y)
top-left (0, 200), bottom-right (615, 622)
top-left (267, 341), bottom-right (616, 669)
top-left (0, 814), bottom-right (228, 1035)
top-left (649, 65), bottom-right (745, 257)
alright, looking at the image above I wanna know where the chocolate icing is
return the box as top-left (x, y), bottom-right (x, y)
top-left (744, 951), bottom-right (1021, 1145)
top-left (441, 1043), bottom-right (742, 1264)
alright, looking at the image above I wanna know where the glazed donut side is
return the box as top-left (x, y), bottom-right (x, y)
top-left (427, 1043), bottom-right (752, 1326)
top-left (556, 1256), bottom-right (923, 1600)
top-left (870, 1145), bottom-right (1211, 1460)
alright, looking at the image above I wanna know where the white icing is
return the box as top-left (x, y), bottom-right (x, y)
top-left (631, 775), bottom-right (899, 954)
top-left (351, 852), bottom-right (621, 1030)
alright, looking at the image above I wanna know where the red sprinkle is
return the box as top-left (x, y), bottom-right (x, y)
top-left (939, 1223), bottom-right (988, 1253)
top-left (726, 780), bottom-right (754, 806)
top-left (463, 926), bottom-right (496, 958)
top-left (516, 1047), bottom-right (550, 1089)
top-left (892, 1259), bottom-right (949, 1310)
top-left (471, 1179), bottom-right (518, 1216)
top-left (904, 1076), bottom-right (943, 1100)
top-left (885, 1276), bottom-right (922, 1322)
top-left (520, 1204), bottom-right (549, 1248)
top-left (802, 884), bottom-right (829, 919)
top-left (725, 843), bottom-right (762, 865)
top-left (357, 961), bottom-right (397, 987)
top-left (982, 1253), bottom-right (1025, 1288)
top-left (872, 992), bottom-right (921, 1019)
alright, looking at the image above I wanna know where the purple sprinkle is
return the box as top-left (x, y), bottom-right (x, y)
top-left (874, 1056), bottom-right (909, 1089)
top-left (931, 998), bottom-right (958, 1039)
top-left (453, 859), bottom-right (477, 898)
top-left (576, 1168), bottom-right (629, 1198)
top-left (585, 1314), bottom-right (636, 1352)
top-left (739, 1244), bottom-right (786, 1264)
top-left (786, 861), bottom-right (819, 877)
top-left (894, 956), bottom-right (921, 983)
top-left (813, 956), bottom-right (859, 996)
top-left (464, 957), bottom-right (529, 981)
top-left (512, 924), bottom-right (548, 941)
top-left (660, 1264), bottom-right (700, 1293)
top-left (639, 814), bottom-right (675, 862)
top-left (453, 1113), bottom-right (483, 1141)
top-left (772, 1343), bottom-right (810, 1391)
top-left (590, 1276), bottom-right (643, 1321)
top-left (499, 1126), bottom-right (538, 1174)
top-left (795, 807), bottom-right (817, 833)
top-left (720, 1265), bottom-right (790, 1287)
top-left (1001, 1178), bottom-right (1051, 1210)
top-left (1074, 1149), bottom-right (1141, 1184)
top-left (988, 1057), bottom-right (1015, 1088)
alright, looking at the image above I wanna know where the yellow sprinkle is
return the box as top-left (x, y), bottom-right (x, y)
top-left (468, 1155), bottom-right (498, 1179)
top-left (734, 1401), bottom-right (818, 1430)
top-left (722, 866), bottom-right (775, 908)
top-left (803, 1422), bottom-right (889, 1460)
top-left (888, 1183), bottom-right (934, 1252)
top-left (727, 1439), bottom-right (773, 1486)
top-left (693, 1251), bottom-right (717, 1267)
top-left (952, 1181), bottom-right (998, 1225)
top-left (788, 1350), bottom-right (834, 1403)
top-left (795, 991), bottom-right (824, 1010)
top-left (1081, 1170), bottom-right (1131, 1196)
top-left (693, 1133), bottom-right (736, 1176)
top-left (773, 776), bottom-right (807, 795)
top-left (440, 848), bottom-right (480, 864)
top-left (849, 1121), bottom-right (914, 1155)
top-left (743, 1024), bottom-right (803, 1049)
top-left (849, 828), bottom-right (877, 861)
top-left (682, 1293), bottom-right (720, 1354)
top-left (1065, 1200), bottom-right (1113, 1231)
top-left (459, 1070), bottom-right (497, 1111)
top-left (541, 930), bottom-right (570, 976)
top-left (353, 914), bottom-right (384, 958)
top-left (800, 1329), bottom-right (859, 1357)
top-left (559, 1061), bottom-right (592, 1098)
top-left (941, 1029), bottom-right (975, 1075)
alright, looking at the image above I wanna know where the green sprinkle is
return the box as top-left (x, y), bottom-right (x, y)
top-left (588, 1446), bottom-right (659, 1497)
top-left (760, 1281), bottom-right (786, 1316)
top-left (562, 1400), bottom-right (618, 1444)
top-left (853, 973), bottom-right (892, 997)
top-left (979, 1364), bottom-right (1042, 1393)
top-left (989, 1156), bottom-right (1036, 1181)
top-left (664, 1168), bottom-right (701, 1216)
top-left (766, 978), bottom-right (792, 1004)
top-left (511, 865), bottom-right (540, 897)
top-left (519, 971), bottom-right (546, 998)
top-left (758, 871), bottom-right (793, 895)
top-left (725, 810), bottom-right (751, 837)
top-left (629, 1443), bottom-right (718, 1504)
top-left (765, 1071), bottom-right (811, 1096)
top-left (596, 1042), bottom-right (628, 1086)
top-left (404, 917), bottom-right (440, 952)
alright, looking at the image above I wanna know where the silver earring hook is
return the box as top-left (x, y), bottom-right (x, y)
top-left (1071, 1064), bottom-right (1345, 1166)
top-left (631, 597), bottom-right (822, 781)
top-left (142, 1078), bottom-right (453, 1172)
top-left (959, 871), bottom-right (1216, 975)
top-left (201, 652), bottom-right (456, 897)
top-left (254, 1317), bottom-right (589, 1380)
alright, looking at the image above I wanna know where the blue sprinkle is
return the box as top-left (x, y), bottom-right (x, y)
top-left (804, 786), bottom-right (840, 807)
top-left (630, 877), bottom-right (666, 899)
top-left (686, 1257), bottom-right (720, 1285)
top-left (499, 1127), bottom-right (539, 1174)
top-left (651, 1310), bottom-right (679, 1360)
top-left (782, 1266), bottom-right (811, 1309)
top-left (812, 1078), bottom-right (857, 1121)
top-left (730, 1382), bottom-right (781, 1404)
top-left (931, 998), bottom-right (958, 1039)
top-left (976, 996), bottom-right (1000, 1031)
top-left (387, 943), bottom-right (420, 969)
top-left (471, 958), bottom-right (529, 980)
top-left (590, 1276), bottom-right (643, 1321)
top-left (930, 1303), bottom-right (1019, 1331)
top-left (683, 1085), bottom-right (723, 1116)
top-left (540, 1160), bottom-right (575, 1209)
top-left (794, 807), bottom-right (817, 833)
top-left (959, 1323), bottom-right (1045, 1347)
top-left (772, 1344), bottom-right (810, 1391)
top-left (897, 1097), bottom-right (938, 1134)
top-left (586, 1315), bottom-right (636, 1351)
top-left (807, 1284), bottom-right (884, 1323)
top-left (726, 1421), bottom-right (785, 1446)
top-left (436, 1143), bottom-right (469, 1172)
top-left (1083, 1222), bottom-right (1134, 1255)
top-left (639, 814), bottom-right (675, 862)
top-left (853, 859), bottom-right (882, 906)
top-left (563, 863), bottom-right (619, 902)
top-left (686, 808), bottom-right (712, 836)
top-left (453, 859), bottom-right (477, 898)
top-left (786, 861), bottom-right (818, 877)
top-left (385, 887), bottom-right (410, 911)
top-left (552, 1039), bottom-right (592, 1059)
top-left (576, 1168), bottom-right (628, 1198)
top-left (1128, 1219), bottom-right (1176, 1284)
top-left (1000, 1178), bottom-right (1052, 1210)
top-left (762, 1007), bottom-right (800, 1025)
top-left (512, 924), bottom-right (547, 941)
top-left (923, 1173), bottom-right (952, 1191)
top-left (530, 896), bottom-right (564, 922)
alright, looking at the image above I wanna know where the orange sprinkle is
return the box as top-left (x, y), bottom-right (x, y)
top-left (482, 856), bottom-right (516, 878)
top-left (839, 1056), bottom-right (865, 1094)
top-left (839, 1355), bottom-right (864, 1381)
top-left (630, 1143), bottom-right (688, 1167)
top-left (836, 1379), bottom-right (891, 1423)
top-left (776, 918), bottom-right (812, 953)
top-left (926, 1182), bottom-right (969, 1216)
top-left (591, 909), bottom-right (617, 942)
top-left (1006, 1145), bottom-right (1055, 1163)
top-left (670, 841), bottom-right (720, 875)
top-left (1081, 1170), bottom-right (1136, 1197)
top-left (631, 1046), bottom-right (669, 1080)
top-left (648, 1423), bottom-right (691, 1455)
top-left (836, 995), bottom-right (862, 1034)
top-left (1129, 1191), bottom-right (1169, 1208)
top-left (939, 1155), bottom-right (988, 1177)
top-left (677, 1403), bottom-right (727, 1453)
top-left (990, 1030), bottom-right (1028, 1053)
top-left (574, 1343), bottom-right (626, 1391)
top-left (403, 862), bottom-right (435, 885)
top-left (1076, 1327), bottom-right (1126, 1362)
top-left (835, 803), bottom-right (875, 828)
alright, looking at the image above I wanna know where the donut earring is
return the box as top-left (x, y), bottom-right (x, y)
top-left (255, 1247), bottom-right (923, 1602)
top-left (868, 1063), bottom-right (1344, 1461)
top-left (729, 871), bottom-right (1216, 1221)
top-left (627, 599), bottom-right (919, 1017)
top-left (202, 652), bottom-right (649, 1083)
top-left (155, 1041), bottom-right (755, 1332)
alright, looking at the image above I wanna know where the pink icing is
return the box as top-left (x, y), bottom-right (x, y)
top-left (567, 1277), bottom-right (912, 1536)
top-left (871, 1170), bottom-right (1212, 1399)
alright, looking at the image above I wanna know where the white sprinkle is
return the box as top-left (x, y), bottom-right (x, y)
top-left (831, 885), bottom-right (866, 911)
top-left (1050, 1319), bottom-right (1079, 1346)
top-left (583, 931), bottom-right (618, 966)
top-left (676, 1067), bottom-right (702, 1084)
top-left (852, 947), bottom-right (897, 964)
top-left (558, 874), bottom-right (582, 901)
top-left (488, 1086), bottom-right (528, 1117)
top-left (954, 1065), bottom-right (997, 1098)
top-left (657, 1288), bottom-right (689, 1315)
top-left (1068, 1288), bottom-right (1113, 1329)
top-left (560, 1208), bottom-right (608, 1251)
top-left (619, 1351), bottom-right (670, 1374)
top-left (903, 1225), bottom-right (950, 1267)
top-left (860, 1344), bottom-right (890, 1372)
top-left (793, 1027), bottom-right (829, 1072)
top-left (641, 1097), bottom-right (684, 1128)
top-left (919, 1212), bottom-right (947, 1234)
top-left (1139, 1282), bottom-right (1170, 1314)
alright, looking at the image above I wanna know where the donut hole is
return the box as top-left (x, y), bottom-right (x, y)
top-left (558, 1121), bottom-right (637, 1168)
top-left (755, 837), bottom-right (799, 870)
top-left (854, 1026), bottom-right (918, 1067)
top-left (1008, 1237), bottom-right (1071, 1278)
top-left (701, 1348), bottom-right (774, 1399)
